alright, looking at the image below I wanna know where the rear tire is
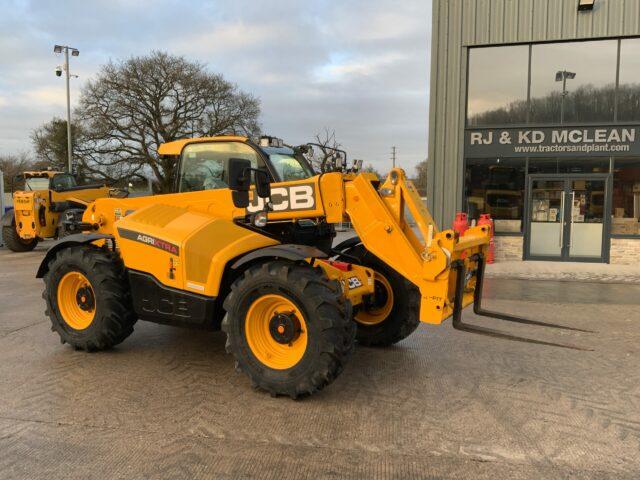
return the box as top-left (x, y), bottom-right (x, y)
top-left (2, 218), bottom-right (38, 252)
top-left (43, 245), bottom-right (137, 351)
top-left (222, 261), bottom-right (355, 398)
top-left (339, 245), bottom-right (420, 347)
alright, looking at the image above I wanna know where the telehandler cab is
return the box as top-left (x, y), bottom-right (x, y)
top-left (37, 136), bottom-right (589, 398)
top-left (2, 170), bottom-right (121, 252)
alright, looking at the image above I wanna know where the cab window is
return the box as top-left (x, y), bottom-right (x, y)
top-left (178, 142), bottom-right (266, 192)
top-left (50, 174), bottom-right (77, 190)
top-left (269, 154), bottom-right (315, 182)
top-left (24, 177), bottom-right (50, 191)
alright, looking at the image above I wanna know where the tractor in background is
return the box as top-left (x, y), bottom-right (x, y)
top-left (1, 170), bottom-right (119, 252)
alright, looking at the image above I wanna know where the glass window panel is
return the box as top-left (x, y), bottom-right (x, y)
top-left (528, 157), bottom-right (610, 174)
top-left (467, 45), bottom-right (529, 126)
top-left (178, 142), bottom-right (264, 192)
top-left (50, 174), bottom-right (77, 190)
top-left (617, 39), bottom-right (640, 122)
top-left (24, 177), bottom-right (50, 191)
top-left (530, 40), bottom-right (617, 124)
top-left (612, 158), bottom-right (640, 236)
top-left (464, 158), bottom-right (525, 233)
top-left (529, 179), bottom-right (564, 257)
top-left (268, 153), bottom-right (315, 182)
top-left (568, 179), bottom-right (606, 258)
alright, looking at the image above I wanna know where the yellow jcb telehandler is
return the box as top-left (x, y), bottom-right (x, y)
top-left (2, 170), bottom-right (123, 252)
top-left (36, 136), bottom-right (589, 398)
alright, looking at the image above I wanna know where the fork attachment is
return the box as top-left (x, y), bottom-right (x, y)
top-left (451, 254), bottom-right (593, 351)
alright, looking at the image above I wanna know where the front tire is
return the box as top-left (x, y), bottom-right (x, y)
top-left (43, 245), bottom-right (137, 351)
top-left (339, 245), bottom-right (420, 347)
top-left (2, 217), bottom-right (38, 252)
top-left (222, 261), bottom-right (355, 398)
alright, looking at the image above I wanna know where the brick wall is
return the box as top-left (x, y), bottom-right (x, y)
top-left (609, 238), bottom-right (640, 265)
top-left (494, 236), bottom-right (524, 262)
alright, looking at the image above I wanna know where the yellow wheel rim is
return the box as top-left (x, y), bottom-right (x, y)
top-left (355, 272), bottom-right (394, 326)
top-left (244, 294), bottom-right (307, 370)
top-left (57, 271), bottom-right (96, 330)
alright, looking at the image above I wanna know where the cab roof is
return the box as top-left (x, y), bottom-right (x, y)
top-left (158, 136), bottom-right (249, 156)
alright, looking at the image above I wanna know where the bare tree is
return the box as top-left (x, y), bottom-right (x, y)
top-left (76, 51), bottom-right (261, 192)
top-left (414, 159), bottom-right (428, 196)
top-left (31, 118), bottom-right (89, 178)
top-left (361, 162), bottom-right (383, 178)
top-left (308, 128), bottom-right (342, 173)
top-left (0, 153), bottom-right (36, 191)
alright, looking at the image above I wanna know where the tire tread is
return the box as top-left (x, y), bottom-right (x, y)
top-left (2, 220), bottom-right (38, 252)
top-left (43, 245), bottom-right (136, 351)
top-left (222, 260), bottom-right (355, 398)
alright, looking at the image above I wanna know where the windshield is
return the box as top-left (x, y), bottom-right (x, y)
top-left (24, 177), bottom-right (50, 190)
top-left (269, 154), bottom-right (315, 182)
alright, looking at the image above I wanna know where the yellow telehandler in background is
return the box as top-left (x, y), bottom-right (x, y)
top-left (36, 136), bottom-right (588, 398)
top-left (2, 170), bottom-right (119, 252)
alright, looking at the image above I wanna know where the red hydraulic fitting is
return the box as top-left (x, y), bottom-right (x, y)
top-left (477, 213), bottom-right (495, 264)
top-left (452, 212), bottom-right (469, 236)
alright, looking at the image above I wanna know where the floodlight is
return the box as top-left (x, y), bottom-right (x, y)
top-left (555, 70), bottom-right (576, 81)
top-left (578, 0), bottom-right (595, 11)
top-left (52, 43), bottom-right (80, 174)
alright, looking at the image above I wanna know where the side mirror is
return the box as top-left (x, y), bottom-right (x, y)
top-left (229, 158), bottom-right (251, 190)
top-left (229, 158), bottom-right (251, 208)
top-left (229, 158), bottom-right (272, 209)
top-left (254, 169), bottom-right (271, 199)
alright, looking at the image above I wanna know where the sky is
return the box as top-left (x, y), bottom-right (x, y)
top-left (0, 0), bottom-right (431, 174)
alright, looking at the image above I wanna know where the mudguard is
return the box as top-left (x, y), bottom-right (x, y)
top-left (1, 209), bottom-right (14, 228)
top-left (35, 233), bottom-right (114, 278)
top-left (231, 244), bottom-right (328, 269)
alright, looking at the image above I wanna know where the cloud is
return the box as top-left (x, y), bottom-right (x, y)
top-left (313, 52), bottom-right (410, 82)
top-left (174, 22), bottom-right (287, 56)
top-left (0, 0), bottom-right (431, 173)
top-left (21, 87), bottom-right (69, 107)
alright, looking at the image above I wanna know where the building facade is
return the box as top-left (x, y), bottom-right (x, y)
top-left (428, 0), bottom-right (640, 263)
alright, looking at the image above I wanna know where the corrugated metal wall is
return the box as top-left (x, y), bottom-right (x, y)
top-left (427, 0), bottom-right (640, 226)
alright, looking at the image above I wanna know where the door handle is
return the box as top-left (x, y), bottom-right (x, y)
top-left (559, 191), bottom-right (565, 247)
top-left (569, 191), bottom-right (575, 247)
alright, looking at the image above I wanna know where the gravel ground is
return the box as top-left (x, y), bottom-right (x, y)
top-left (0, 244), bottom-right (639, 479)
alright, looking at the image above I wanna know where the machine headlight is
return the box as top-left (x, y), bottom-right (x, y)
top-left (253, 211), bottom-right (268, 227)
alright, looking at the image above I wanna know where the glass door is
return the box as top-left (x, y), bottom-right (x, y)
top-left (526, 175), bottom-right (609, 262)
top-left (528, 179), bottom-right (566, 258)
top-left (568, 179), bottom-right (606, 259)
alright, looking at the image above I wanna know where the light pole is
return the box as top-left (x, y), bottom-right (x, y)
top-left (54, 44), bottom-right (79, 174)
top-left (555, 70), bottom-right (576, 124)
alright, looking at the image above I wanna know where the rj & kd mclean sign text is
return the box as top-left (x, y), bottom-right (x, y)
top-left (465, 126), bottom-right (640, 158)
